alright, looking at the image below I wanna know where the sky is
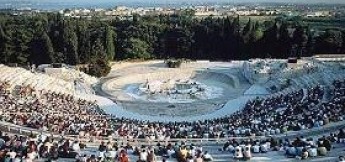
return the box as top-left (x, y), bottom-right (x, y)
top-left (1, 0), bottom-right (344, 10)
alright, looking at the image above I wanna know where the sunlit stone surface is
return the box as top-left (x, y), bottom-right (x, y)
top-left (100, 61), bottom-right (248, 116)
top-left (125, 79), bottom-right (223, 103)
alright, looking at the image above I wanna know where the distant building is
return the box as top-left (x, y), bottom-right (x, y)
top-left (312, 54), bottom-right (345, 62)
top-left (306, 11), bottom-right (331, 17)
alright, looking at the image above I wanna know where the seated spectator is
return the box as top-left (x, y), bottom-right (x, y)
top-left (118, 150), bottom-right (129, 162)
top-left (72, 141), bottom-right (80, 152)
top-left (286, 145), bottom-right (297, 158)
top-left (307, 145), bottom-right (317, 157)
top-left (88, 154), bottom-right (98, 162)
top-left (167, 146), bottom-right (175, 158)
top-left (186, 156), bottom-right (193, 162)
top-left (203, 151), bottom-right (213, 161)
top-left (252, 142), bottom-right (260, 153)
top-left (323, 138), bottom-right (332, 151)
top-left (139, 149), bottom-right (148, 162)
top-left (260, 142), bottom-right (268, 153)
top-left (301, 148), bottom-right (308, 159)
top-left (222, 141), bottom-right (230, 151)
top-left (234, 145), bottom-right (243, 160)
top-left (179, 145), bottom-right (188, 160)
top-left (270, 138), bottom-right (279, 151)
top-left (195, 153), bottom-right (203, 162)
top-left (105, 147), bottom-right (117, 159)
top-left (243, 145), bottom-right (252, 161)
top-left (317, 141), bottom-right (327, 156)
top-left (338, 129), bottom-right (345, 143)
top-left (147, 150), bottom-right (156, 162)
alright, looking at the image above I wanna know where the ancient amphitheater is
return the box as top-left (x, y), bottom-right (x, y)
top-left (100, 61), bottom-right (250, 120)
top-left (1, 56), bottom-right (345, 162)
top-left (96, 58), bottom-right (345, 122)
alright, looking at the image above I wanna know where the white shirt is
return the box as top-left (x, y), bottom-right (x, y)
top-left (308, 148), bottom-right (317, 157)
top-left (27, 151), bottom-right (37, 160)
top-left (72, 143), bottom-right (81, 152)
top-left (98, 151), bottom-right (105, 159)
top-left (105, 150), bottom-right (117, 158)
top-left (38, 134), bottom-right (47, 142)
top-left (167, 149), bottom-right (175, 156)
top-left (243, 146), bottom-right (252, 158)
top-left (139, 151), bottom-right (148, 161)
top-left (260, 144), bottom-right (268, 152)
top-left (13, 158), bottom-right (21, 162)
top-left (234, 146), bottom-right (243, 158)
top-left (204, 153), bottom-right (213, 160)
top-left (8, 151), bottom-right (16, 159)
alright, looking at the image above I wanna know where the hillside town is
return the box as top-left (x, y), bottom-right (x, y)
top-left (3, 3), bottom-right (345, 18)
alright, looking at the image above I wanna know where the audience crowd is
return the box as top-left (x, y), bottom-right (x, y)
top-left (1, 128), bottom-right (345, 162)
top-left (0, 79), bottom-right (344, 142)
top-left (0, 73), bottom-right (344, 161)
top-left (222, 128), bottom-right (345, 161)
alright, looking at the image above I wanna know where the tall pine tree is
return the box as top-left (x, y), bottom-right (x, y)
top-left (105, 25), bottom-right (116, 61)
top-left (0, 25), bottom-right (8, 63)
top-left (30, 32), bottom-right (55, 65)
top-left (63, 23), bottom-right (79, 65)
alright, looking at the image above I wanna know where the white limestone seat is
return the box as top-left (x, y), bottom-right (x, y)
top-left (3, 69), bottom-right (25, 82)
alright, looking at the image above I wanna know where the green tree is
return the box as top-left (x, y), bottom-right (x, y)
top-left (278, 22), bottom-right (292, 58)
top-left (159, 27), bottom-right (192, 59)
top-left (262, 22), bottom-right (279, 58)
top-left (91, 38), bottom-right (105, 58)
top-left (232, 16), bottom-right (242, 59)
top-left (315, 30), bottom-right (343, 54)
top-left (63, 24), bottom-right (79, 65)
top-left (2, 13), bottom-right (345, 65)
top-left (246, 21), bottom-right (264, 59)
top-left (242, 18), bottom-right (253, 41)
top-left (29, 32), bottom-right (54, 65)
top-left (342, 31), bottom-right (345, 53)
top-left (9, 28), bottom-right (31, 64)
top-left (0, 25), bottom-right (8, 63)
top-left (105, 25), bottom-right (116, 61)
top-left (77, 22), bottom-right (91, 63)
top-left (292, 25), bottom-right (308, 58)
top-left (124, 38), bottom-right (151, 59)
top-left (252, 22), bottom-right (264, 42)
top-left (88, 57), bottom-right (111, 77)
